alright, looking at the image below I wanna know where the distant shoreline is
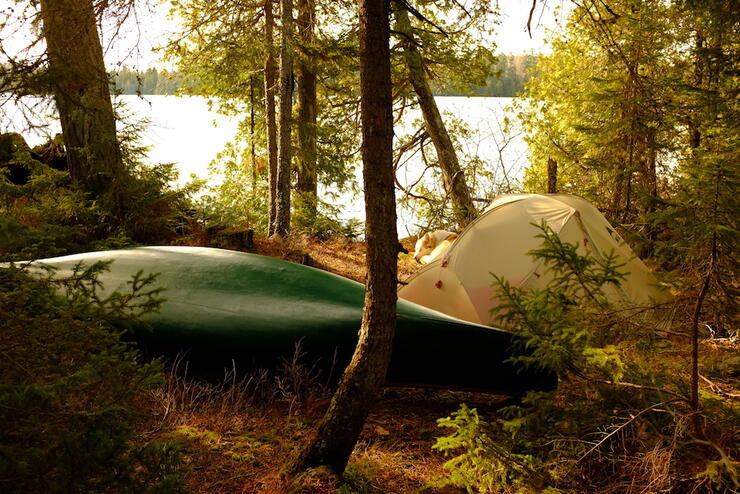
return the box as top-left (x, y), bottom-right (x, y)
top-left (110, 54), bottom-right (537, 98)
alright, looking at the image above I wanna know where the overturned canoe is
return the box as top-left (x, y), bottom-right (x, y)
top-left (30, 246), bottom-right (555, 394)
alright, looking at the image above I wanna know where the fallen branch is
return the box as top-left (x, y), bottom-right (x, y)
top-left (578, 399), bottom-right (680, 463)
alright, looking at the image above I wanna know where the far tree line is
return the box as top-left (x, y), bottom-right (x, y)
top-left (109, 53), bottom-right (537, 97)
top-left (110, 66), bottom-right (186, 95)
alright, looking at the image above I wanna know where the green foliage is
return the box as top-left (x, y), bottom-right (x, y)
top-left (434, 404), bottom-right (546, 493)
top-left (434, 224), bottom-right (738, 493)
top-left (645, 0), bottom-right (739, 333)
top-left (392, 0), bottom-right (499, 97)
top-left (519, 0), bottom-right (738, 262)
top-left (494, 223), bottom-right (628, 379)
top-left (0, 263), bottom-right (186, 493)
top-left (198, 142), bottom-right (361, 238)
top-left (518, 0), bottom-right (684, 222)
top-left (293, 198), bottom-right (363, 239)
top-left (164, 0), bottom-right (362, 234)
top-left (436, 53), bottom-right (539, 97)
top-left (0, 131), bottom-right (201, 260)
top-left (338, 460), bottom-right (377, 494)
top-left (165, 0), bottom-right (505, 233)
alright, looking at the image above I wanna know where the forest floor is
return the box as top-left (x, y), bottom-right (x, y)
top-left (144, 380), bottom-right (507, 493)
top-left (141, 232), bottom-right (738, 493)
top-left (213, 231), bottom-right (421, 284)
top-left (143, 233), bottom-right (489, 493)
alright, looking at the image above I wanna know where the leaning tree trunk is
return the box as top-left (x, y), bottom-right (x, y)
top-left (295, 0), bottom-right (318, 227)
top-left (287, 0), bottom-right (396, 475)
top-left (393, 5), bottom-right (476, 228)
top-left (264, 0), bottom-right (279, 235)
top-left (274, 0), bottom-right (293, 238)
top-left (39, 0), bottom-right (125, 208)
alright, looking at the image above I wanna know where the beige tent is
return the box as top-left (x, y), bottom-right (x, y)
top-left (399, 194), bottom-right (669, 326)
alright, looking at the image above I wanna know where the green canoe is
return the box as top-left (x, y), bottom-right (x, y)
top-left (29, 246), bottom-right (555, 394)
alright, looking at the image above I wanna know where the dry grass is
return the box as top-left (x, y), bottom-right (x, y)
top-left (139, 351), bottom-right (508, 493)
top-left (148, 230), bottom-right (472, 492)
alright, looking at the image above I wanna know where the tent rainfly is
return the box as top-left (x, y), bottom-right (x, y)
top-left (399, 194), bottom-right (670, 326)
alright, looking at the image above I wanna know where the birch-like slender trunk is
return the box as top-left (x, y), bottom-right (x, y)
top-left (264, 0), bottom-right (279, 235)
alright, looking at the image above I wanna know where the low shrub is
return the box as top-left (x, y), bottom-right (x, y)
top-left (434, 223), bottom-right (738, 493)
top-left (0, 262), bottom-right (187, 493)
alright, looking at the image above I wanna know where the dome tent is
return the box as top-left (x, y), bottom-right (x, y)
top-left (399, 194), bottom-right (669, 326)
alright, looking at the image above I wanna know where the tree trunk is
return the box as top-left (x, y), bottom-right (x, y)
top-left (275, 0), bottom-right (293, 238)
top-left (641, 128), bottom-right (659, 253)
top-left (274, 0), bottom-right (293, 238)
top-left (547, 157), bottom-right (557, 193)
top-left (393, 5), bottom-right (476, 229)
top-left (287, 0), bottom-right (396, 475)
top-left (295, 0), bottom-right (318, 228)
top-left (688, 32), bottom-right (704, 150)
top-left (39, 0), bottom-right (125, 208)
top-left (250, 76), bottom-right (257, 200)
top-left (264, 0), bottom-right (279, 235)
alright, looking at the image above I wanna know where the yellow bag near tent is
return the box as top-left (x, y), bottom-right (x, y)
top-left (399, 194), bottom-right (670, 326)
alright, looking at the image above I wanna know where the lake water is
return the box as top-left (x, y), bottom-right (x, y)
top-left (2, 95), bottom-right (528, 233)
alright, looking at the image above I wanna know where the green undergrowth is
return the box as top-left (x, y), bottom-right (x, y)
top-left (0, 262), bottom-right (187, 493)
top-left (0, 132), bottom-right (200, 261)
top-left (434, 223), bottom-right (738, 493)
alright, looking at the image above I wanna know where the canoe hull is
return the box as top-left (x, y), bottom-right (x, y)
top-left (30, 246), bottom-right (555, 394)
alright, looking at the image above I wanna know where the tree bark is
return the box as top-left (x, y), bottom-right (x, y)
top-left (264, 0), bottom-right (279, 235)
top-left (39, 0), bottom-right (125, 207)
top-left (688, 32), bottom-right (704, 150)
top-left (547, 157), bottom-right (557, 193)
top-left (393, 5), bottom-right (476, 229)
top-left (287, 0), bottom-right (396, 475)
top-left (295, 0), bottom-right (318, 227)
top-left (274, 0), bottom-right (293, 238)
top-left (250, 76), bottom-right (257, 200)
